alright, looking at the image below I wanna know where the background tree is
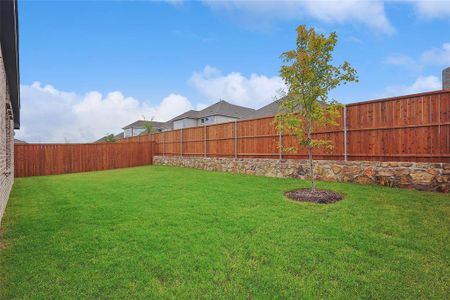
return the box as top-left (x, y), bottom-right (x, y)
top-left (104, 133), bottom-right (116, 143)
top-left (142, 117), bottom-right (155, 135)
top-left (276, 25), bottom-right (357, 192)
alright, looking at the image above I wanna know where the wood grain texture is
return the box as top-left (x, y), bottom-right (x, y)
top-left (15, 142), bottom-right (154, 177)
top-left (114, 90), bottom-right (450, 163)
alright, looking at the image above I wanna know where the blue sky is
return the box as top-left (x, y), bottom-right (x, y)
top-left (17, 0), bottom-right (450, 142)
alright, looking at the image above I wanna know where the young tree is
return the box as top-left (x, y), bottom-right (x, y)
top-left (276, 25), bottom-right (357, 192)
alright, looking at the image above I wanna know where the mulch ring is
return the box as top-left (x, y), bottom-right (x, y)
top-left (285, 188), bottom-right (343, 204)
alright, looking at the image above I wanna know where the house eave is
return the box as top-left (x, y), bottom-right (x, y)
top-left (1, 0), bottom-right (20, 129)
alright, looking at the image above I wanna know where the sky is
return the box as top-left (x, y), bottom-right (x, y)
top-left (16, 0), bottom-right (450, 143)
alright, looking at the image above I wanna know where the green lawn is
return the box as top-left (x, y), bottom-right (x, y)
top-left (1, 166), bottom-right (449, 299)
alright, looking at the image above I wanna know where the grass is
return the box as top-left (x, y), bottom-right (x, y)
top-left (0, 165), bottom-right (449, 299)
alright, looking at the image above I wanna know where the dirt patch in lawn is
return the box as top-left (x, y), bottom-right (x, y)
top-left (285, 188), bottom-right (343, 204)
top-left (0, 228), bottom-right (10, 250)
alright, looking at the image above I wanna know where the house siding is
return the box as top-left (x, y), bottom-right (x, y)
top-left (174, 116), bottom-right (239, 129)
top-left (196, 115), bottom-right (239, 126)
top-left (173, 118), bottom-right (197, 129)
top-left (124, 127), bottom-right (146, 138)
top-left (211, 115), bottom-right (238, 124)
top-left (0, 43), bottom-right (14, 224)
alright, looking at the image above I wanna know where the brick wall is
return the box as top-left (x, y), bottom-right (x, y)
top-left (154, 156), bottom-right (449, 193)
top-left (0, 44), bottom-right (14, 224)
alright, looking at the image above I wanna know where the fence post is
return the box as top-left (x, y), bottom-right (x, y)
top-left (234, 120), bottom-right (238, 160)
top-left (279, 130), bottom-right (282, 161)
top-left (151, 139), bottom-right (154, 164)
top-left (343, 104), bottom-right (348, 161)
top-left (204, 125), bottom-right (207, 158)
top-left (162, 132), bottom-right (165, 157)
top-left (180, 128), bottom-right (183, 157)
top-left (149, 135), bottom-right (152, 162)
top-left (438, 94), bottom-right (441, 136)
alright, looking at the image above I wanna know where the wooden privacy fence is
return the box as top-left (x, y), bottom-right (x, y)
top-left (15, 142), bottom-right (154, 177)
top-left (121, 90), bottom-right (450, 163)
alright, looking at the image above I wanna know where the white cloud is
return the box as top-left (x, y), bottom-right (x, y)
top-left (203, 0), bottom-right (394, 34)
top-left (383, 43), bottom-right (450, 69)
top-left (383, 75), bottom-right (441, 97)
top-left (17, 82), bottom-right (192, 143)
top-left (383, 55), bottom-right (416, 67)
top-left (189, 65), bottom-right (286, 108)
top-left (165, 1), bottom-right (450, 33)
top-left (410, 0), bottom-right (450, 19)
top-left (420, 43), bottom-right (450, 66)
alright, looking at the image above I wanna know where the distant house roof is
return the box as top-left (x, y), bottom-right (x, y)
top-left (168, 110), bottom-right (199, 122)
top-left (114, 132), bottom-right (124, 140)
top-left (14, 138), bottom-right (26, 144)
top-left (170, 100), bottom-right (255, 122)
top-left (244, 96), bottom-right (331, 120)
top-left (244, 99), bottom-right (281, 119)
top-left (94, 132), bottom-right (124, 143)
top-left (122, 120), bottom-right (172, 130)
top-left (198, 100), bottom-right (255, 119)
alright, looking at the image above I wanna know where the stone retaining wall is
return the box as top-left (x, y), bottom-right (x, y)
top-left (154, 156), bottom-right (450, 193)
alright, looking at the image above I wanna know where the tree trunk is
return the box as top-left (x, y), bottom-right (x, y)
top-left (308, 146), bottom-right (315, 192)
top-left (307, 120), bottom-right (315, 192)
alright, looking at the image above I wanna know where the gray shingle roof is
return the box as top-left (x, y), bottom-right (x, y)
top-left (168, 110), bottom-right (199, 122)
top-left (114, 132), bottom-right (124, 140)
top-left (244, 99), bottom-right (281, 119)
top-left (122, 120), bottom-right (172, 130)
top-left (14, 138), bottom-right (27, 144)
top-left (244, 96), bottom-right (330, 120)
top-left (169, 100), bottom-right (255, 122)
top-left (198, 100), bottom-right (255, 118)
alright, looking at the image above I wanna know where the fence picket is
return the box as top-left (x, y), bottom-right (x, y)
top-left (15, 142), bottom-right (154, 177)
top-left (123, 90), bottom-right (448, 163)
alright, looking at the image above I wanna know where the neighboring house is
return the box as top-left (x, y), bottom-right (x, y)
top-left (1, 0), bottom-right (20, 223)
top-left (120, 100), bottom-right (254, 134)
top-left (170, 100), bottom-right (255, 129)
top-left (123, 120), bottom-right (171, 138)
top-left (14, 138), bottom-right (26, 144)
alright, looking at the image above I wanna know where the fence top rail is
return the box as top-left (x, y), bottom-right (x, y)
top-left (16, 141), bottom-right (151, 146)
top-left (346, 89), bottom-right (449, 107)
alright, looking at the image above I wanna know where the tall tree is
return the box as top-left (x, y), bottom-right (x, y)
top-left (276, 25), bottom-right (357, 192)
